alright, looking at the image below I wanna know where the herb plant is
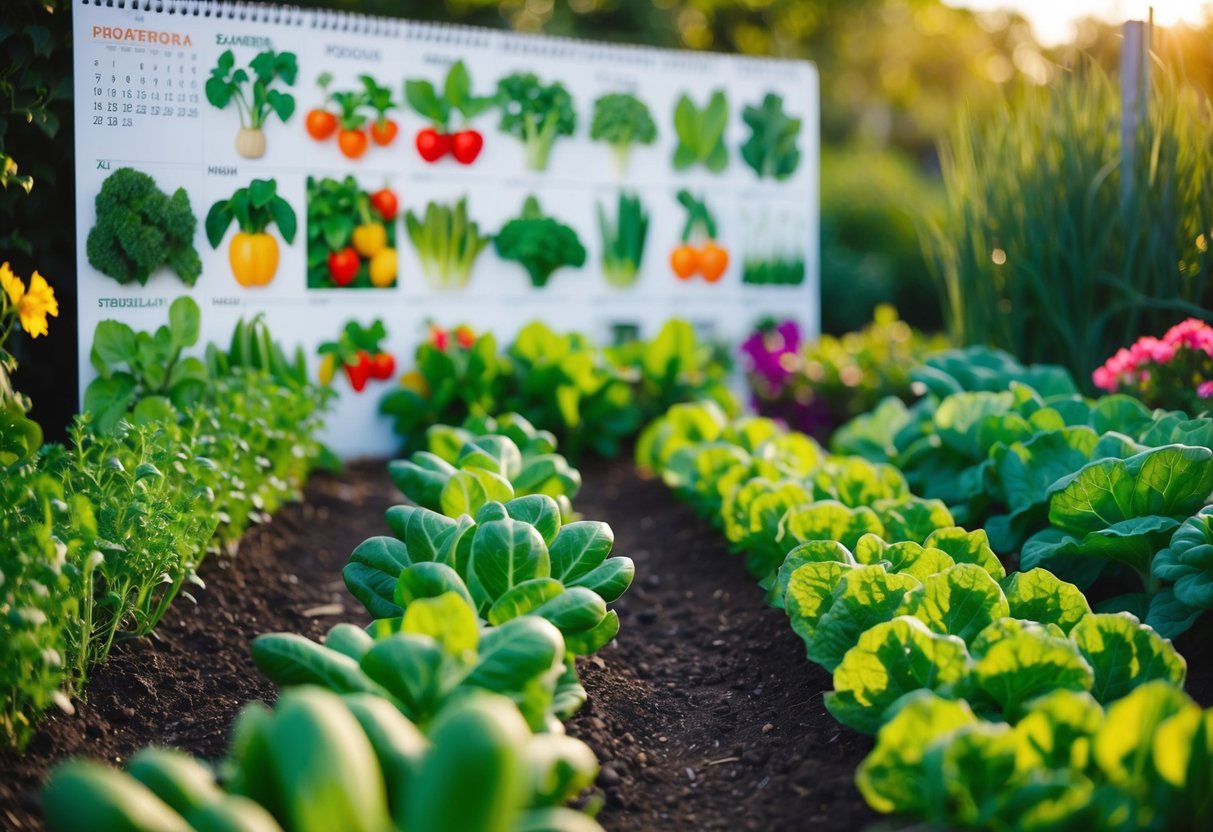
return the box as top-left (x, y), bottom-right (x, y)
top-left (496, 72), bottom-right (576, 171)
top-left (204, 49), bottom-right (298, 159)
top-left (671, 89), bottom-right (728, 173)
top-left (405, 197), bottom-right (493, 289)
top-left (589, 92), bottom-right (656, 174)
top-left (494, 196), bottom-right (586, 289)
top-left (740, 93), bottom-right (801, 181)
top-left (85, 168), bottom-right (201, 287)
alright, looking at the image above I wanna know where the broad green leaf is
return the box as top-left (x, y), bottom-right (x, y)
top-left (250, 633), bottom-right (385, 697)
top-left (441, 469), bottom-right (514, 518)
top-left (344, 536), bottom-right (411, 620)
top-left (921, 721), bottom-right (1019, 828)
top-left (389, 455), bottom-right (455, 510)
top-left (563, 609), bottom-right (620, 654)
top-left (1048, 445), bottom-right (1213, 535)
top-left (999, 568), bottom-right (1090, 633)
top-left (404, 694), bottom-right (528, 832)
top-left (877, 497), bottom-right (955, 545)
top-left (785, 561), bottom-right (854, 644)
top-left (826, 616), bottom-right (974, 735)
top-left (464, 617), bottom-right (564, 725)
top-left (549, 521), bottom-right (613, 584)
top-left (468, 519), bottom-right (551, 610)
top-left (972, 619), bottom-right (1093, 719)
top-left (923, 527), bottom-right (1005, 579)
top-left (857, 691), bottom-right (978, 814)
top-left (168, 295), bottom-right (201, 350)
top-left (488, 579), bottom-right (566, 625)
top-left (360, 634), bottom-right (451, 722)
top-left (784, 501), bottom-right (885, 553)
top-left (1012, 689), bottom-right (1104, 770)
top-left (1094, 680), bottom-right (1192, 783)
top-left (566, 557), bottom-right (634, 603)
top-left (395, 562), bottom-right (476, 612)
top-left (906, 564), bottom-right (1010, 644)
top-left (771, 540), bottom-right (856, 608)
top-left (532, 588), bottom-right (607, 639)
top-left (504, 495), bottom-right (562, 547)
top-left (523, 733), bottom-right (600, 808)
top-left (1070, 612), bottom-right (1186, 703)
top-left (401, 593), bottom-right (479, 656)
top-left (875, 542), bottom-right (956, 582)
top-left (808, 565), bottom-right (921, 671)
top-left (325, 623), bottom-right (375, 662)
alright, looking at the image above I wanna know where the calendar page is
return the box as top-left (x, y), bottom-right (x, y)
top-left (73, 0), bottom-right (820, 457)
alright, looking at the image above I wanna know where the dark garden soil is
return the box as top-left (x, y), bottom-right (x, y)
top-left (566, 460), bottom-right (878, 832)
top-left (3, 458), bottom-right (1212, 832)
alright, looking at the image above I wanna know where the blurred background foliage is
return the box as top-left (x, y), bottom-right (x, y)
top-left (3, 0), bottom-right (1213, 435)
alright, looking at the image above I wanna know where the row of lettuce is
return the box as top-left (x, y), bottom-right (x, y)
top-left (2, 297), bottom-right (330, 751)
top-left (639, 346), bottom-right (1213, 829)
top-left (44, 411), bottom-right (634, 831)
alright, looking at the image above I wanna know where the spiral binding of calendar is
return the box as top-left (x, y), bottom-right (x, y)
top-left (78, 0), bottom-right (806, 72)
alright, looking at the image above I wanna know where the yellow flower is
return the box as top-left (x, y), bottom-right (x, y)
top-left (4, 267), bottom-right (58, 339)
top-left (0, 262), bottom-right (20, 306)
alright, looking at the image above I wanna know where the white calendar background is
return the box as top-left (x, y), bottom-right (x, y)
top-left (73, 0), bottom-right (820, 457)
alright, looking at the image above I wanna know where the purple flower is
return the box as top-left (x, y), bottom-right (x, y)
top-left (741, 320), bottom-right (802, 390)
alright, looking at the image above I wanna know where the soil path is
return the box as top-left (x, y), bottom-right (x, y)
top-left (566, 460), bottom-right (878, 831)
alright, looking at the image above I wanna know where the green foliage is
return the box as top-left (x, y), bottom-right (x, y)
top-left (205, 313), bottom-right (311, 389)
top-left (1, 302), bottom-right (329, 749)
top-left (205, 49), bottom-right (298, 130)
top-left (820, 146), bottom-right (944, 333)
top-left (390, 419), bottom-right (580, 522)
top-left (405, 60), bottom-right (495, 130)
top-left (43, 687), bottom-right (603, 832)
top-left (205, 178), bottom-right (297, 245)
top-left (503, 322), bottom-right (639, 459)
top-left (85, 168), bottom-right (202, 287)
top-left (926, 63), bottom-right (1213, 388)
top-left (404, 198), bottom-right (492, 289)
top-left (494, 196), bottom-right (586, 289)
top-left (84, 296), bottom-right (206, 433)
top-left (597, 191), bottom-right (649, 288)
top-left (671, 90), bottom-right (728, 173)
top-left (739, 92), bottom-right (800, 180)
top-left (496, 72), bottom-right (576, 171)
top-left (589, 92), bottom-right (656, 174)
top-left (858, 681), bottom-right (1213, 831)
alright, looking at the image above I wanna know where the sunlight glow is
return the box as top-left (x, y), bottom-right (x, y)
top-left (946, 1), bottom-right (1213, 45)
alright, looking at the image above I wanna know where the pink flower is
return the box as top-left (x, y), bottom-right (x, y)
top-left (1198, 381), bottom-right (1213, 400)
top-left (1092, 366), bottom-right (1117, 392)
top-left (1148, 338), bottom-right (1176, 363)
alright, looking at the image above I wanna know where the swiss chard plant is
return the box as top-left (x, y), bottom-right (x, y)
top-left (739, 93), bottom-right (800, 181)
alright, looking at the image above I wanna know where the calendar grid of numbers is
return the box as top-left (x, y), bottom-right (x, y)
top-left (73, 0), bottom-right (819, 457)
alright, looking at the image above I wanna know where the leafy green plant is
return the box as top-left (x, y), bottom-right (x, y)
top-left (494, 196), bottom-right (586, 289)
top-left (597, 191), bottom-right (649, 288)
top-left (926, 63), bottom-right (1213, 388)
top-left (405, 197), bottom-right (492, 289)
top-left (859, 682), bottom-right (1213, 831)
top-left (84, 295), bottom-right (207, 433)
top-left (671, 90), bottom-right (728, 173)
top-left (739, 93), bottom-right (801, 181)
top-left (0, 464), bottom-right (84, 750)
top-left (380, 325), bottom-right (507, 453)
top-left (85, 168), bottom-right (201, 287)
top-left (391, 422), bottom-right (580, 521)
top-left (306, 176), bottom-right (398, 290)
top-left (496, 72), bottom-right (576, 171)
top-left (43, 687), bottom-right (603, 832)
top-left (205, 50), bottom-right (298, 158)
top-left (589, 92), bottom-right (656, 174)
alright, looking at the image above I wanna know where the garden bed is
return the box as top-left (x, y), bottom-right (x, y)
top-left (4, 455), bottom-right (1212, 831)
